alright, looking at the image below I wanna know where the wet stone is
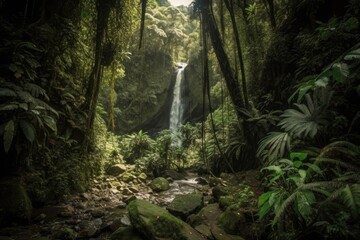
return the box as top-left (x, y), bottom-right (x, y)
top-left (91, 209), bottom-right (105, 218)
top-left (124, 195), bottom-right (137, 204)
top-left (120, 215), bottom-right (131, 226)
top-left (77, 219), bottom-right (103, 238)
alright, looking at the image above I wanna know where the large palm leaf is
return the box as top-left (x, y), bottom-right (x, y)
top-left (257, 132), bottom-right (290, 165)
top-left (278, 89), bottom-right (333, 139)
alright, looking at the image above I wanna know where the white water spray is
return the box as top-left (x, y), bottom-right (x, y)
top-left (169, 63), bottom-right (186, 146)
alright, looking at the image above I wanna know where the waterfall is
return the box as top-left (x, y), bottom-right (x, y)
top-left (169, 63), bottom-right (186, 146)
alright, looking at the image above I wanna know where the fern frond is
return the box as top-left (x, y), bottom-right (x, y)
top-left (313, 157), bottom-right (359, 171)
top-left (342, 184), bottom-right (360, 218)
top-left (273, 191), bottom-right (296, 226)
top-left (322, 141), bottom-right (360, 155)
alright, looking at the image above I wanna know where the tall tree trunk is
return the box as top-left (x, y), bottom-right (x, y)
top-left (262, 0), bottom-right (276, 29)
top-left (83, 0), bottom-right (113, 145)
top-left (200, 0), bottom-right (246, 122)
top-left (224, 0), bottom-right (249, 107)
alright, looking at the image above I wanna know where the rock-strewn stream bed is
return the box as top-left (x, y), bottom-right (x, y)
top-left (0, 165), bottom-right (263, 240)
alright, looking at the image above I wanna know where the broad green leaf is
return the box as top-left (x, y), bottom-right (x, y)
top-left (0, 88), bottom-right (16, 97)
top-left (303, 163), bottom-right (323, 175)
top-left (332, 63), bottom-right (349, 83)
top-left (303, 190), bottom-right (316, 204)
top-left (314, 77), bottom-right (329, 87)
top-left (258, 192), bottom-right (271, 207)
top-left (344, 48), bottom-right (360, 60)
top-left (296, 191), bottom-right (313, 222)
top-left (4, 120), bottom-right (15, 152)
top-left (288, 176), bottom-right (301, 186)
top-left (296, 85), bottom-right (312, 103)
top-left (290, 152), bottom-right (308, 161)
top-left (299, 169), bottom-right (307, 180)
top-left (19, 120), bottom-right (35, 143)
top-left (261, 165), bottom-right (282, 173)
top-left (269, 191), bottom-right (279, 206)
top-left (343, 17), bottom-right (359, 32)
top-left (294, 161), bottom-right (302, 168)
top-left (258, 202), bottom-right (271, 219)
top-left (19, 103), bottom-right (28, 111)
top-left (42, 115), bottom-right (57, 134)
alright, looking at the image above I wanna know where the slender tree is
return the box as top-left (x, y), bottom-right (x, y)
top-left (224, 0), bottom-right (249, 107)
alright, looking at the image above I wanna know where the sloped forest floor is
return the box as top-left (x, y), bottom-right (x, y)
top-left (0, 165), bottom-right (264, 240)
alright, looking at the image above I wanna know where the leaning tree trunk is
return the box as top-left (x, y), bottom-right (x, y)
top-left (200, 0), bottom-right (260, 169)
top-left (200, 0), bottom-right (247, 122)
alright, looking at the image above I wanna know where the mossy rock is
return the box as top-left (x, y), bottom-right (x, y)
top-left (167, 194), bottom-right (203, 220)
top-left (137, 172), bottom-right (147, 181)
top-left (52, 227), bottom-right (76, 240)
top-left (196, 204), bottom-right (222, 227)
top-left (211, 225), bottom-right (245, 240)
top-left (150, 177), bottom-right (170, 192)
top-left (0, 180), bottom-right (32, 226)
top-left (122, 172), bottom-right (136, 183)
top-left (107, 164), bottom-right (127, 176)
top-left (110, 226), bottom-right (145, 240)
top-left (212, 184), bottom-right (255, 209)
top-left (212, 186), bottom-right (228, 200)
top-left (187, 214), bottom-right (203, 227)
top-left (219, 195), bottom-right (234, 211)
top-left (219, 209), bottom-right (245, 235)
top-left (127, 199), bottom-right (205, 240)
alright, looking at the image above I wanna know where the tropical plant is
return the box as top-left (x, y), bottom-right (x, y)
top-left (257, 132), bottom-right (291, 165)
top-left (278, 88), bottom-right (333, 139)
top-left (120, 130), bottom-right (154, 164)
top-left (0, 80), bottom-right (58, 165)
top-left (258, 140), bottom-right (360, 239)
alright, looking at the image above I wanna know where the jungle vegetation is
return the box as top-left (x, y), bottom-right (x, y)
top-left (0, 0), bottom-right (359, 239)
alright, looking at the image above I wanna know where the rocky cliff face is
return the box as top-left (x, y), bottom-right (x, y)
top-left (114, 51), bottom-right (205, 136)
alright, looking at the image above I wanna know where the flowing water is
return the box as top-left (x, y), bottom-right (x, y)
top-left (169, 63), bottom-right (187, 146)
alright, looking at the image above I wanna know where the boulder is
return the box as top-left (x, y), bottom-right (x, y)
top-left (194, 224), bottom-right (214, 240)
top-left (110, 226), bottom-right (145, 240)
top-left (52, 227), bottom-right (76, 240)
top-left (195, 203), bottom-right (222, 227)
top-left (128, 199), bottom-right (205, 240)
top-left (219, 209), bottom-right (246, 235)
top-left (0, 180), bottom-right (32, 226)
top-left (166, 194), bottom-right (203, 220)
top-left (164, 169), bottom-right (186, 180)
top-left (196, 177), bottom-right (208, 185)
top-left (150, 177), bottom-right (170, 192)
top-left (219, 195), bottom-right (234, 210)
top-left (77, 219), bottom-right (103, 238)
top-left (212, 186), bottom-right (228, 201)
top-left (122, 172), bottom-right (136, 183)
top-left (211, 225), bottom-right (245, 240)
top-left (107, 164), bottom-right (127, 176)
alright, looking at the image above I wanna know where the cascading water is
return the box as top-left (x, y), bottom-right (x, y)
top-left (169, 63), bottom-right (187, 146)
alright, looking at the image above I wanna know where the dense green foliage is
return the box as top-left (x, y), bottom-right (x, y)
top-left (0, 0), bottom-right (359, 238)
